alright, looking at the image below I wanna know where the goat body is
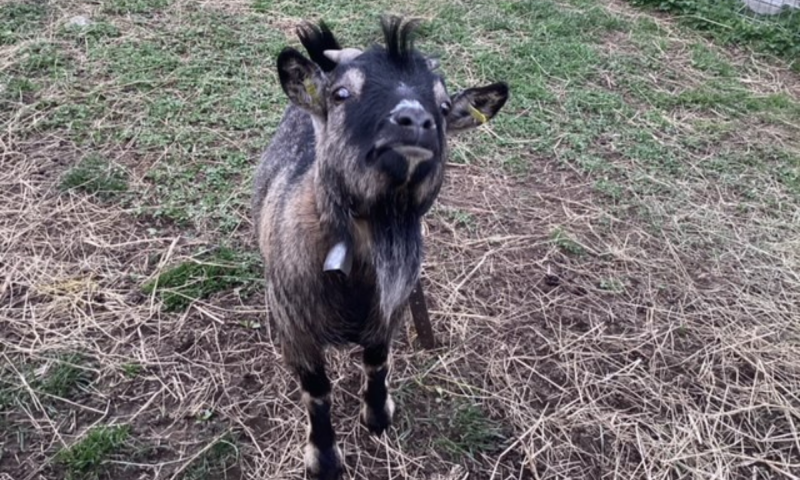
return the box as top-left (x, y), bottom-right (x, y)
top-left (252, 16), bottom-right (508, 479)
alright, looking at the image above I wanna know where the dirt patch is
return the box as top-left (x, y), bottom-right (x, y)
top-left (4, 114), bottom-right (800, 480)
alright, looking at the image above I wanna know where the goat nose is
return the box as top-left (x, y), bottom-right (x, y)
top-left (390, 107), bottom-right (435, 133)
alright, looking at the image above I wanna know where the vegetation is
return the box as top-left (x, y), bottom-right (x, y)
top-left (59, 155), bottom-right (129, 200)
top-left (629, 0), bottom-right (800, 70)
top-left (142, 248), bottom-right (261, 311)
top-left (57, 425), bottom-right (130, 480)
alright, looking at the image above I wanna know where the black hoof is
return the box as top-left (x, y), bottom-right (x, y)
top-left (361, 398), bottom-right (394, 436)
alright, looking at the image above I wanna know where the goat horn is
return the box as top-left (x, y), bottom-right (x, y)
top-left (323, 48), bottom-right (363, 64)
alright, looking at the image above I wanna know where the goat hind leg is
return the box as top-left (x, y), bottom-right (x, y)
top-left (296, 361), bottom-right (343, 480)
top-left (360, 343), bottom-right (395, 435)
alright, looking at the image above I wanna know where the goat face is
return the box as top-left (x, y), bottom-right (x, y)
top-left (276, 17), bottom-right (509, 218)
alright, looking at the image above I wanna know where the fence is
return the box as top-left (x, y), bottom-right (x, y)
top-left (742, 0), bottom-right (799, 15)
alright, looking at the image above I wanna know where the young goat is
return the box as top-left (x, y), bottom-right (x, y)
top-left (252, 16), bottom-right (508, 479)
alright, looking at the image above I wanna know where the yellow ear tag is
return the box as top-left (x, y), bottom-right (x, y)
top-left (304, 78), bottom-right (318, 102)
top-left (468, 104), bottom-right (488, 124)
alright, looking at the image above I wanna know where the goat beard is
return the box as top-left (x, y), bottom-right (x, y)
top-left (370, 207), bottom-right (423, 323)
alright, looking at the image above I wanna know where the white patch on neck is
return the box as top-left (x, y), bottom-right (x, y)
top-left (391, 99), bottom-right (424, 114)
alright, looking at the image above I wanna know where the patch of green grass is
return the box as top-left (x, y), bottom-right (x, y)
top-left (656, 81), bottom-right (799, 116)
top-left (628, 0), bottom-right (800, 71)
top-left (0, 2), bottom-right (46, 45)
top-left (393, 378), bottom-right (508, 462)
top-left (566, 88), bottom-right (629, 116)
top-left (120, 363), bottom-right (142, 379)
top-left (102, 0), bottom-right (170, 15)
top-left (500, 153), bottom-right (532, 176)
top-left (57, 425), bottom-right (130, 480)
top-left (59, 155), bottom-right (128, 200)
top-left (594, 178), bottom-right (624, 202)
top-left (444, 208), bottom-right (477, 232)
top-left (142, 149), bottom-right (254, 231)
top-left (599, 277), bottom-right (626, 293)
top-left (690, 43), bottom-right (734, 77)
top-left (0, 353), bottom-right (91, 410)
top-left (60, 20), bottom-right (121, 41)
top-left (1, 76), bottom-right (37, 102)
top-left (183, 433), bottom-right (240, 480)
top-left (251, 0), bottom-right (273, 13)
top-left (1, 354), bottom-right (92, 423)
top-left (142, 247), bottom-right (261, 312)
top-left (37, 100), bottom-right (108, 142)
top-left (19, 42), bottom-right (69, 75)
top-left (36, 353), bottom-right (92, 400)
top-left (0, 366), bottom-right (21, 412)
top-left (550, 228), bottom-right (586, 256)
top-left (432, 401), bottom-right (506, 461)
top-left (98, 40), bottom-right (181, 89)
top-left (252, 0), bottom-right (397, 27)
top-left (78, 11), bottom-right (287, 230)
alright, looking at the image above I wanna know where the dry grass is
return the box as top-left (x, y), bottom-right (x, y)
top-left (2, 0), bottom-right (800, 479)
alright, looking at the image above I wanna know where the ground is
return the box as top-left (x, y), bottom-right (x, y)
top-left (1, 0), bottom-right (800, 479)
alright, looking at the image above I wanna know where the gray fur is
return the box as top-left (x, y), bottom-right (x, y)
top-left (252, 17), bottom-right (508, 479)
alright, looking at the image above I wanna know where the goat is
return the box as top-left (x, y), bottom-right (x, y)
top-left (252, 16), bottom-right (509, 479)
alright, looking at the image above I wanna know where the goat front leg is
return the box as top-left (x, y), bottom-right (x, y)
top-left (360, 343), bottom-right (395, 435)
top-left (295, 360), bottom-right (343, 480)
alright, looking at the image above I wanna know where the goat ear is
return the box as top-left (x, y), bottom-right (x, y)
top-left (445, 82), bottom-right (509, 134)
top-left (277, 47), bottom-right (328, 115)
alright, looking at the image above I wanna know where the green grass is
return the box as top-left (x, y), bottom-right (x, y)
top-left (0, 354), bottom-right (91, 416)
top-left (599, 277), bottom-right (626, 294)
top-left (412, 0), bottom-right (798, 210)
top-left (444, 208), bottom-right (478, 232)
top-left (183, 433), bottom-right (240, 480)
top-left (102, 0), bottom-right (171, 15)
top-left (550, 228), bottom-right (586, 256)
top-left (57, 425), bottom-right (130, 480)
top-left (1, 76), bottom-right (37, 101)
top-left (0, 366), bottom-right (21, 412)
top-left (393, 379), bottom-right (508, 463)
top-left (628, 0), bottom-right (800, 71)
top-left (36, 354), bottom-right (92, 399)
top-left (59, 155), bottom-right (129, 200)
top-left (18, 42), bottom-right (70, 75)
top-left (120, 363), bottom-right (142, 379)
top-left (432, 401), bottom-right (507, 461)
top-left (5, 0), bottom-right (793, 234)
top-left (59, 20), bottom-right (121, 41)
top-left (0, 2), bottom-right (47, 45)
top-left (690, 42), bottom-right (735, 77)
top-left (142, 247), bottom-right (261, 312)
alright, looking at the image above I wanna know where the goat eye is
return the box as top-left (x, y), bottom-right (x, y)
top-left (440, 101), bottom-right (452, 116)
top-left (332, 87), bottom-right (351, 102)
